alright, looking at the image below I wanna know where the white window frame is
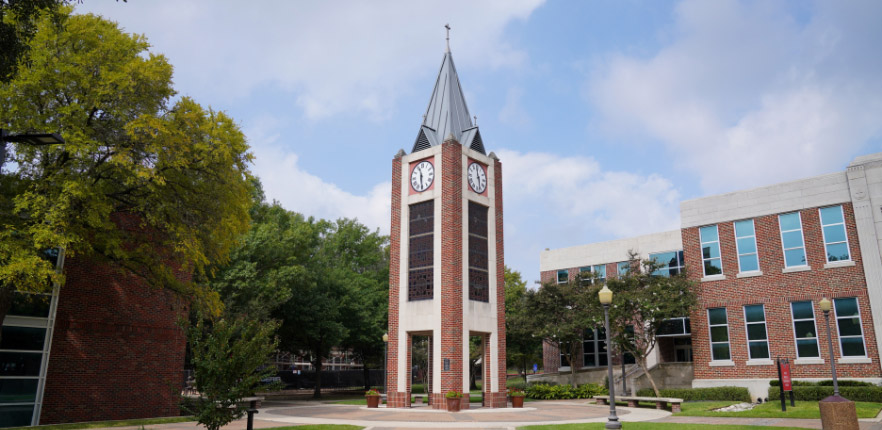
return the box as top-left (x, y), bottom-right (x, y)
top-left (707, 307), bottom-right (731, 361)
top-left (734, 219), bottom-right (760, 273)
top-left (779, 211), bottom-right (808, 268)
top-left (700, 225), bottom-right (723, 276)
top-left (579, 266), bottom-right (592, 285)
top-left (743, 304), bottom-right (770, 360)
top-left (593, 264), bottom-right (606, 284)
top-left (819, 205), bottom-right (851, 263)
top-left (790, 301), bottom-right (820, 359)
top-left (557, 269), bottom-right (568, 284)
top-left (833, 297), bottom-right (868, 358)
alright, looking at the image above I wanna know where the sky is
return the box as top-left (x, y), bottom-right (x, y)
top-left (75, 0), bottom-right (882, 284)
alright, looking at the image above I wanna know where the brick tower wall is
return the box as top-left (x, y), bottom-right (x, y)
top-left (386, 154), bottom-right (404, 405)
top-left (40, 256), bottom-right (187, 424)
top-left (440, 141), bottom-right (464, 394)
top-left (488, 156), bottom-right (508, 407)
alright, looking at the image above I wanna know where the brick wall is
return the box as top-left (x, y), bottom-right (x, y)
top-left (440, 141), bottom-right (464, 393)
top-left (683, 203), bottom-right (881, 380)
top-left (494, 157), bottom-right (507, 400)
top-left (386, 154), bottom-right (402, 398)
top-left (40, 256), bottom-right (187, 424)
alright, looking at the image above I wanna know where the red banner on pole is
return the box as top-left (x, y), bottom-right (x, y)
top-left (781, 361), bottom-right (793, 392)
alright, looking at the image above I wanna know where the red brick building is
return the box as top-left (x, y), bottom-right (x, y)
top-left (386, 46), bottom-right (507, 408)
top-left (538, 153), bottom-right (882, 400)
top-left (0, 252), bottom-right (188, 427)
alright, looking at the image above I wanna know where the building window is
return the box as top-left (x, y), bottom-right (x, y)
top-left (559, 343), bottom-right (570, 368)
top-left (594, 265), bottom-right (606, 284)
top-left (734, 220), bottom-right (759, 272)
top-left (557, 270), bottom-right (568, 284)
top-left (582, 328), bottom-right (607, 368)
top-left (467, 201), bottom-right (489, 302)
top-left (820, 206), bottom-right (851, 262)
top-left (674, 337), bottom-right (693, 363)
top-left (408, 200), bottom-right (434, 300)
top-left (707, 307), bottom-right (730, 361)
top-left (579, 267), bottom-right (592, 285)
top-left (744, 304), bottom-right (770, 360)
top-left (649, 250), bottom-right (684, 277)
top-left (790, 301), bottom-right (820, 358)
top-left (700, 225), bottom-right (723, 276)
top-left (779, 212), bottom-right (807, 267)
top-left (834, 297), bottom-right (867, 357)
top-left (657, 317), bottom-right (691, 337)
top-left (617, 261), bottom-right (630, 276)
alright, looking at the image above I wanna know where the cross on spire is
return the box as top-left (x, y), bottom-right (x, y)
top-left (445, 23), bottom-right (450, 52)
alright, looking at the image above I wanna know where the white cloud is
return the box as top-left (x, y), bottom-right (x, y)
top-left (76, 0), bottom-right (544, 121)
top-left (588, 0), bottom-right (882, 193)
top-left (497, 149), bottom-right (681, 282)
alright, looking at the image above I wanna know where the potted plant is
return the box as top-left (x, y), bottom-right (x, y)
top-left (445, 390), bottom-right (464, 412)
top-left (510, 389), bottom-right (526, 408)
top-left (365, 389), bottom-right (381, 408)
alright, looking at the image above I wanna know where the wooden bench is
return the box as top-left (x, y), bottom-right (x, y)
top-left (593, 395), bottom-right (683, 413)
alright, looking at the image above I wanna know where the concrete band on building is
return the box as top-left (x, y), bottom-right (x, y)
top-left (537, 152), bottom-right (882, 400)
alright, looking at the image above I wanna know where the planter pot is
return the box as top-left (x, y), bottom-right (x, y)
top-left (366, 395), bottom-right (380, 408)
top-left (511, 396), bottom-right (524, 408)
top-left (446, 397), bottom-right (461, 412)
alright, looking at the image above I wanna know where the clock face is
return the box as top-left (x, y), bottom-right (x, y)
top-left (410, 160), bottom-right (434, 192)
top-left (468, 162), bottom-right (487, 194)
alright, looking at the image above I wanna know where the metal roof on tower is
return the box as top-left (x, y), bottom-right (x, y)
top-left (412, 29), bottom-right (485, 155)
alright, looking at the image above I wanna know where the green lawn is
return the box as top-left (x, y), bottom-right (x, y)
top-left (266, 426), bottom-right (362, 430)
top-left (675, 400), bottom-right (882, 419)
top-left (519, 424), bottom-right (812, 430)
top-left (7, 417), bottom-right (194, 430)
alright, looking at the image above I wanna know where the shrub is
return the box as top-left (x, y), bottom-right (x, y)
top-left (510, 389), bottom-right (526, 397)
top-left (365, 389), bottom-right (380, 396)
top-left (770, 379), bottom-right (875, 387)
top-left (769, 385), bottom-right (882, 402)
top-left (635, 387), bottom-right (751, 402)
top-left (445, 390), bottom-right (464, 399)
top-left (525, 383), bottom-right (607, 400)
top-left (507, 379), bottom-right (527, 390)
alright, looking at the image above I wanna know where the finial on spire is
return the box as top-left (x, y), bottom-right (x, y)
top-left (444, 23), bottom-right (450, 52)
top-left (474, 115), bottom-right (477, 125)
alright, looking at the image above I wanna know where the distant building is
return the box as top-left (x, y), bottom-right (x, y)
top-left (537, 152), bottom-right (882, 400)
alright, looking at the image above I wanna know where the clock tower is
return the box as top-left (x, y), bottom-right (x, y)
top-left (386, 41), bottom-right (507, 409)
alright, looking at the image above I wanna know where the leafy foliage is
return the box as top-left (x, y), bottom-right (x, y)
top-left (186, 317), bottom-right (279, 430)
top-left (768, 385), bottom-right (882, 402)
top-left (525, 383), bottom-right (607, 400)
top-left (505, 266), bottom-right (542, 379)
top-left (1, 8), bottom-right (253, 330)
top-left (636, 387), bottom-right (751, 402)
top-left (606, 251), bottom-right (697, 396)
top-left (770, 379), bottom-right (875, 387)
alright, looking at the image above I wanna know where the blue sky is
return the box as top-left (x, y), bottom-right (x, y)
top-left (75, 0), bottom-right (882, 284)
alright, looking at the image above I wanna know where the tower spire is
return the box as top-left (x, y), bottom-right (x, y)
top-left (445, 23), bottom-right (450, 53)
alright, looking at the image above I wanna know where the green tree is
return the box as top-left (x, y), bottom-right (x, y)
top-left (530, 275), bottom-right (603, 387)
top-left (504, 266), bottom-right (541, 380)
top-left (0, 9), bottom-right (253, 333)
top-left (187, 316), bottom-right (279, 430)
top-left (605, 251), bottom-right (697, 397)
top-left (0, 0), bottom-right (66, 82)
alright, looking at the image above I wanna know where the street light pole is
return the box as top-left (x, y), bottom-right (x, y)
top-left (819, 298), bottom-right (840, 397)
top-left (599, 286), bottom-right (621, 430)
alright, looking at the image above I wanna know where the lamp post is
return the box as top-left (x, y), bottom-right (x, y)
top-left (819, 298), bottom-right (840, 396)
top-left (598, 285), bottom-right (621, 429)
top-left (383, 333), bottom-right (389, 396)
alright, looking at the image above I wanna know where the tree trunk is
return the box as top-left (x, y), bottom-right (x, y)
top-left (638, 356), bottom-right (660, 397)
top-left (522, 356), bottom-right (528, 382)
top-left (363, 361), bottom-right (371, 392)
top-left (0, 285), bottom-right (14, 344)
top-left (312, 358), bottom-right (323, 399)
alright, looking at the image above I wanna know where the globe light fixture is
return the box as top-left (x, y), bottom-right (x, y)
top-left (819, 297), bottom-right (832, 313)
top-left (598, 285), bottom-right (613, 305)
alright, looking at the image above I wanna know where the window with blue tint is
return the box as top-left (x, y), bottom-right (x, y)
top-left (617, 261), bottom-right (630, 276)
top-left (744, 305), bottom-right (770, 360)
top-left (580, 267), bottom-right (592, 285)
top-left (700, 225), bottom-right (722, 276)
top-left (557, 270), bottom-right (568, 284)
top-left (820, 206), bottom-right (850, 262)
top-left (650, 251), bottom-right (685, 277)
top-left (593, 265), bottom-right (606, 284)
top-left (779, 212), bottom-right (807, 267)
top-left (734, 220), bottom-right (759, 273)
top-left (707, 308), bottom-right (730, 360)
top-left (791, 301), bottom-right (819, 358)
top-left (834, 298), bottom-right (866, 357)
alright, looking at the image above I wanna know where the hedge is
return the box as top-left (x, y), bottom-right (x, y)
top-left (635, 387), bottom-right (751, 402)
top-left (769, 385), bottom-right (882, 402)
top-left (525, 383), bottom-right (607, 400)
top-left (769, 379), bottom-right (875, 387)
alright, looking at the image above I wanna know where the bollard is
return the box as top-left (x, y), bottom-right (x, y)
top-left (246, 399), bottom-right (259, 430)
